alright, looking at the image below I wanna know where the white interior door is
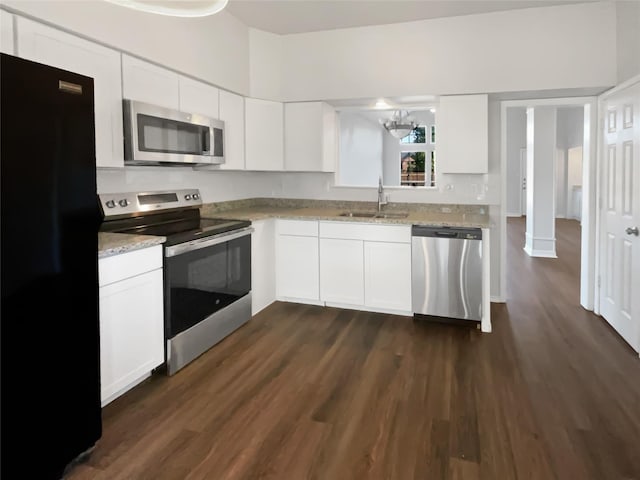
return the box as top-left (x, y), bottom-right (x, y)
top-left (520, 148), bottom-right (527, 216)
top-left (599, 81), bottom-right (640, 353)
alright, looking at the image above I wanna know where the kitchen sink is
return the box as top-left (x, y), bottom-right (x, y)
top-left (376, 212), bottom-right (409, 219)
top-left (339, 211), bottom-right (378, 218)
top-left (339, 211), bottom-right (409, 219)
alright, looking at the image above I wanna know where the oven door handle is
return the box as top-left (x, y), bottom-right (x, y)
top-left (165, 226), bottom-right (254, 257)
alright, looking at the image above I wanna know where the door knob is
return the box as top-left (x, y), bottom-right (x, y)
top-left (626, 226), bottom-right (639, 236)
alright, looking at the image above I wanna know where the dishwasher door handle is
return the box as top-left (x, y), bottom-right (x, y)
top-left (434, 231), bottom-right (458, 238)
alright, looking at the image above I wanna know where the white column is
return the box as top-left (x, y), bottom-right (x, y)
top-left (524, 107), bottom-right (558, 258)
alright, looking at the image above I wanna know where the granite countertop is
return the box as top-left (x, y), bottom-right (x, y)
top-left (97, 199), bottom-right (489, 259)
top-left (98, 232), bottom-right (166, 259)
top-left (201, 199), bottom-right (490, 228)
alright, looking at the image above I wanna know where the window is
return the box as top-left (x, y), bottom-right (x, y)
top-left (398, 124), bottom-right (435, 187)
top-left (400, 152), bottom-right (425, 186)
top-left (400, 126), bottom-right (426, 144)
top-left (336, 108), bottom-right (437, 188)
top-left (429, 151), bottom-right (436, 186)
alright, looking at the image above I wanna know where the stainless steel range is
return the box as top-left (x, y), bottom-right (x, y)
top-left (99, 189), bottom-right (252, 375)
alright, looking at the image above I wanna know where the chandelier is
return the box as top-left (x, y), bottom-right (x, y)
top-left (380, 110), bottom-right (417, 139)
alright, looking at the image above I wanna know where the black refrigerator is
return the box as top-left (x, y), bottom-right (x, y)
top-left (1, 54), bottom-right (102, 478)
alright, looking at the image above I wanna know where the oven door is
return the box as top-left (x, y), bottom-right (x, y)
top-left (164, 228), bottom-right (252, 340)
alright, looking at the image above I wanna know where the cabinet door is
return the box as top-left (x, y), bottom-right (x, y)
top-left (0, 10), bottom-right (14, 54)
top-left (16, 17), bottom-right (124, 168)
top-left (320, 238), bottom-right (364, 305)
top-left (251, 219), bottom-right (275, 315)
top-left (437, 94), bottom-right (488, 173)
top-left (219, 90), bottom-right (245, 170)
top-left (285, 102), bottom-right (322, 172)
top-left (99, 268), bottom-right (164, 405)
top-left (245, 97), bottom-right (284, 171)
top-left (122, 54), bottom-right (179, 110)
top-left (277, 234), bottom-right (320, 302)
top-left (179, 75), bottom-right (219, 118)
top-left (364, 241), bottom-right (412, 312)
top-left (284, 101), bottom-right (336, 172)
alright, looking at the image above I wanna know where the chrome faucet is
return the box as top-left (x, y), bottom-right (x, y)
top-left (377, 176), bottom-right (387, 211)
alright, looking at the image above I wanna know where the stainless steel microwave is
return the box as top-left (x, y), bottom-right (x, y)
top-left (123, 99), bottom-right (224, 166)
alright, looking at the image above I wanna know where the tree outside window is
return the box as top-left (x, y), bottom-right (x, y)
top-left (399, 125), bottom-right (434, 187)
top-left (400, 152), bottom-right (426, 186)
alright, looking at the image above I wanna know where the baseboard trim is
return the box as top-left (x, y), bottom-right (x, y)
top-left (490, 295), bottom-right (506, 303)
top-left (524, 245), bottom-right (558, 258)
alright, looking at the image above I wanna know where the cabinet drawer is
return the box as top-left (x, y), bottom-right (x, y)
top-left (99, 245), bottom-right (162, 287)
top-left (319, 222), bottom-right (410, 243)
top-left (277, 219), bottom-right (319, 237)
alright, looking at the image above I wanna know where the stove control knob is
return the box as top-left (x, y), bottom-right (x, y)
top-left (105, 200), bottom-right (116, 209)
top-left (192, 193), bottom-right (200, 200)
top-left (119, 199), bottom-right (129, 207)
top-left (184, 194), bottom-right (192, 201)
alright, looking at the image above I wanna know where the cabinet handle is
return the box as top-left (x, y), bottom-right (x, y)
top-left (626, 226), bottom-right (639, 236)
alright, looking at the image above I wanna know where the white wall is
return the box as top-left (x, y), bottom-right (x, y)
top-left (556, 106), bottom-right (584, 218)
top-left (616, 0), bottom-right (640, 83)
top-left (280, 2), bottom-right (616, 101)
top-left (505, 108), bottom-right (526, 216)
top-left (555, 148), bottom-right (567, 217)
top-left (567, 147), bottom-right (583, 220)
top-left (338, 112), bottom-right (383, 186)
top-left (97, 168), bottom-right (282, 203)
top-left (249, 28), bottom-right (283, 100)
top-left (557, 107), bottom-right (585, 149)
top-left (2, 0), bottom-right (250, 95)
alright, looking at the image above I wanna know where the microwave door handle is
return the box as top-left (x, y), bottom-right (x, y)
top-left (202, 128), bottom-right (210, 153)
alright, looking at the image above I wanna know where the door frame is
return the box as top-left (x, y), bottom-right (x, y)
top-left (500, 97), bottom-right (598, 308)
top-left (519, 147), bottom-right (527, 216)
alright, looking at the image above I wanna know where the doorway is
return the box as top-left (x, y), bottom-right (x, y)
top-left (500, 97), bottom-right (597, 308)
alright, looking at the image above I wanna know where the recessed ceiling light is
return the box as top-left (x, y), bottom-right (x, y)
top-left (374, 98), bottom-right (391, 109)
top-left (105, 0), bottom-right (229, 17)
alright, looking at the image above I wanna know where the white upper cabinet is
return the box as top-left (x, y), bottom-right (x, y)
top-left (284, 101), bottom-right (336, 172)
top-left (16, 17), bottom-right (124, 168)
top-left (245, 97), bottom-right (284, 171)
top-left (218, 90), bottom-right (245, 170)
top-left (0, 10), bottom-right (14, 54)
top-left (122, 54), bottom-right (179, 110)
top-left (437, 94), bottom-right (488, 174)
top-left (178, 75), bottom-right (219, 119)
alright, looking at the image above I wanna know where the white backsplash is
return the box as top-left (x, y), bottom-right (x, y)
top-left (98, 168), bottom-right (499, 206)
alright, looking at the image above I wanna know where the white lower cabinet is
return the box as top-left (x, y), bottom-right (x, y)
top-left (276, 220), bottom-right (320, 303)
top-left (318, 221), bottom-right (412, 314)
top-left (251, 219), bottom-right (276, 315)
top-left (99, 245), bottom-right (164, 406)
top-left (364, 241), bottom-right (412, 311)
top-left (272, 220), bottom-right (412, 315)
top-left (319, 238), bottom-right (365, 306)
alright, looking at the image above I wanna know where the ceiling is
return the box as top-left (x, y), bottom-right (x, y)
top-left (225, 0), bottom-right (599, 35)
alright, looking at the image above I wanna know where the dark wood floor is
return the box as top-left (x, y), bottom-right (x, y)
top-left (67, 217), bottom-right (640, 480)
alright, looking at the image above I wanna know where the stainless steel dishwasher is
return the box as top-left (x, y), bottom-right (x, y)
top-left (411, 226), bottom-right (483, 324)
